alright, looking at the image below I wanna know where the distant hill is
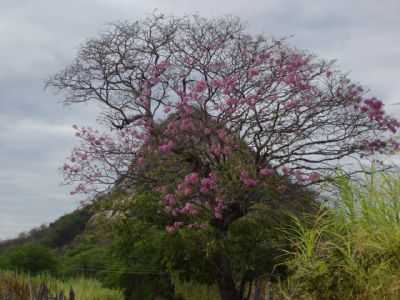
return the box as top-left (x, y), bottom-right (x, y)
top-left (0, 207), bottom-right (93, 253)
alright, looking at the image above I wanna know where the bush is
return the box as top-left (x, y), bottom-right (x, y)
top-left (4, 244), bottom-right (58, 275)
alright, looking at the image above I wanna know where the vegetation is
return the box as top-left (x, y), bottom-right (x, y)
top-left (0, 271), bottom-right (123, 300)
top-left (1, 13), bottom-right (399, 300)
top-left (45, 13), bottom-right (398, 300)
top-left (0, 208), bottom-right (92, 252)
top-left (2, 244), bottom-right (58, 275)
top-left (278, 172), bottom-right (400, 299)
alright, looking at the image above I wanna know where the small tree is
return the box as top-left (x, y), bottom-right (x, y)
top-left (6, 244), bottom-right (58, 275)
top-left (48, 14), bottom-right (399, 300)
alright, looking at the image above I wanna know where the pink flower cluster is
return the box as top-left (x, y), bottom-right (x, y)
top-left (240, 171), bottom-right (258, 188)
top-left (359, 98), bottom-right (400, 133)
top-left (259, 167), bottom-right (275, 177)
top-left (166, 222), bottom-right (208, 234)
top-left (200, 173), bottom-right (217, 193)
top-left (159, 140), bottom-right (175, 153)
top-left (213, 197), bottom-right (225, 219)
top-left (280, 167), bottom-right (321, 184)
top-left (360, 138), bottom-right (400, 154)
top-left (361, 98), bottom-right (385, 121)
top-left (175, 172), bottom-right (217, 197)
top-left (160, 172), bottom-right (220, 231)
top-left (166, 221), bottom-right (183, 233)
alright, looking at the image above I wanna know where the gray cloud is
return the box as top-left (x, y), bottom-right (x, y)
top-left (0, 0), bottom-right (399, 239)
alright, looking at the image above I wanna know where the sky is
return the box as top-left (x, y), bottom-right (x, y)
top-left (0, 0), bottom-right (399, 239)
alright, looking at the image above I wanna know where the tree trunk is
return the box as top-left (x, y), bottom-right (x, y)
top-left (215, 253), bottom-right (242, 300)
top-left (253, 279), bottom-right (264, 300)
top-left (212, 207), bottom-right (247, 300)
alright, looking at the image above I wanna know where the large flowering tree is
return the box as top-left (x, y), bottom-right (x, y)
top-left (48, 14), bottom-right (399, 300)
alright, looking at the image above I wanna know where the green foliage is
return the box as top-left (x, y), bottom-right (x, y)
top-left (162, 227), bottom-right (217, 284)
top-left (226, 205), bottom-right (289, 280)
top-left (108, 191), bottom-right (178, 300)
top-left (280, 172), bottom-right (400, 299)
top-left (4, 244), bottom-right (58, 275)
top-left (44, 209), bottom-right (92, 248)
top-left (106, 184), bottom-right (309, 299)
top-left (60, 246), bottom-right (112, 281)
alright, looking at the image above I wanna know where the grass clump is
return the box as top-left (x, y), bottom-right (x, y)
top-left (279, 172), bottom-right (400, 300)
top-left (0, 271), bottom-right (123, 300)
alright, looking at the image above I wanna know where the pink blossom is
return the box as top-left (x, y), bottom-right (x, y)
top-left (222, 146), bottom-right (232, 156)
top-left (204, 128), bottom-right (212, 135)
top-left (60, 18), bottom-right (400, 201)
top-left (240, 171), bottom-right (258, 188)
top-left (163, 194), bottom-right (176, 206)
top-left (182, 105), bottom-right (193, 115)
top-left (174, 221), bottom-right (184, 228)
top-left (166, 225), bottom-right (176, 234)
top-left (179, 118), bottom-right (194, 131)
top-left (159, 140), bottom-right (175, 153)
top-left (211, 79), bottom-right (224, 88)
top-left (295, 171), bottom-right (305, 183)
top-left (211, 144), bottom-right (222, 157)
top-left (285, 73), bottom-right (296, 85)
top-left (217, 129), bottom-right (226, 141)
top-left (285, 100), bottom-right (298, 109)
top-left (194, 80), bottom-right (207, 93)
top-left (248, 68), bottom-right (259, 77)
top-left (181, 203), bottom-right (197, 215)
top-left (183, 186), bottom-right (193, 196)
top-left (308, 172), bottom-right (321, 183)
top-left (260, 168), bottom-right (274, 177)
top-left (226, 97), bottom-right (239, 106)
top-left (184, 172), bottom-right (199, 185)
top-left (137, 157), bottom-right (145, 166)
top-left (200, 173), bottom-right (217, 193)
top-left (282, 166), bottom-right (291, 176)
top-left (214, 210), bottom-right (223, 219)
top-left (246, 95), bottom-right (258, 106)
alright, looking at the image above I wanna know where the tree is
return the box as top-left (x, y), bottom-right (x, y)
top-left (48, 14), bottom-right (399, 300)
top-left (6, 244), bottom-right (58, 275)
top-left (109, 192), bottom-right (178, 300)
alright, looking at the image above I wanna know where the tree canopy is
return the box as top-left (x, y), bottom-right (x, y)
top-left (47, 14), bottom-right (400, 300)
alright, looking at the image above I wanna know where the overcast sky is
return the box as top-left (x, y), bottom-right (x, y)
top-left (1, 0), bottom-right (399, 239)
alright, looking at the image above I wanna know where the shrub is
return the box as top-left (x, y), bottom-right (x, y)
top-left (5, 244), bottom-right (58, 275)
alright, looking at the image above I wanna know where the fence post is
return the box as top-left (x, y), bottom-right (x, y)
top-left (28, 279), bottom-right (33, 300)
top-left (68, 288), bottom-right (75, 300)
top-left (58, 291), bottom-right (65, 300)
top-left (38, 283), bottom-right (49, 300)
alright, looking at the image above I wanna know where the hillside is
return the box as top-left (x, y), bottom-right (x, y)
top-left (0, 207), bottom-right (93, 253)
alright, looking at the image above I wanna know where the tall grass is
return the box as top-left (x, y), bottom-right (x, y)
top-left (279, 172), bottom-right (400, 300)
top-left (0, 271), bottom-right (123, 300)
top-left (174, 280), bottom-right (220, 300)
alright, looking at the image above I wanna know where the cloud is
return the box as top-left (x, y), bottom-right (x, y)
top-left (0, 0), bottom-right (399, 239)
